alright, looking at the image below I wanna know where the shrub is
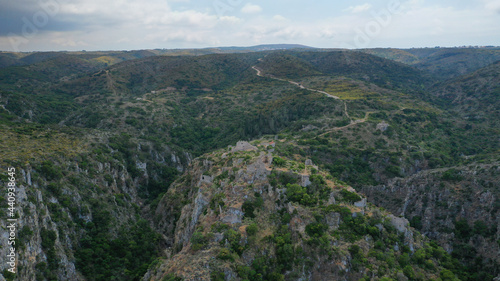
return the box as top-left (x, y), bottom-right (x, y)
top-left (162, 274), bottom-right (183, 281)
top-left (224, 229), bottom-right (244, 255)
top-left (473, 220), bottom-right (489, 236)
top-left (340, 189), bottom-right (362, 203)
top-left (210, 193), bottom-right (225, 214)
top-left (305, 222), bottom-right (328, 238)
top-left (246, 223), bottom-right (258, 236)
top-left (40, 161), bottom-right (62, 180)
top-left (403, 265), bottom-right (415, 279)
top-left (285, 183), bottom-right (317, 206)
top-left (217, 248), bottom-right (235, 262)
top-left (47, 183), bottom-right (62, 196)
top-left (454, 219), bottom-right (471, 240)
top-left (191, 232), bottom-right (208, 251)
top-left (241, 194), bottom-right (263, 219)
top-left (410, 215), bottom-right (422, 229)
top-left (272, 157), bottom-right (286, 167)
top-left (441, 169), bottom-right (463, 181)
top-left (210, 271), bottom-right (225, 281)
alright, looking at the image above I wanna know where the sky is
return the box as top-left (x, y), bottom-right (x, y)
top-left (0, 0), bottom-right (499, 52)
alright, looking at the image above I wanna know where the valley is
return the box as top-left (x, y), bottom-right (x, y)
top-left (0, 46), bottom-right (498, 281)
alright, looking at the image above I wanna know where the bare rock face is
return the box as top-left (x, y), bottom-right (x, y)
top-left (175, 190), bottom-right (210, 246)
top-left (221, 205), bottom-right (244, 225)
top-left (300, 174), bottom-right (311, 187)
top-left (229, 141), bottom-right (258, 153)
top-left (362, 163), bottom-right (500, 267)
top-left (240, 153), bottom-right (272, 184)
top-left (389, 215), bottom-right (410, 233)
top-left (325, 212), bottom-right (341, 229)
top-left (376, 122), bottom-right (390, 131)
top-left (198, 175), bottom-right (213, 186)
top-left (354, 198), bottom-right (367, 208)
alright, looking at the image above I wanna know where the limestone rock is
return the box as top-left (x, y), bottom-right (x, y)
top-left (354, 198), bottom-right (367, 208)
top-left (221, 206), bottom-right (244, 225)
top-left (229, 141), bottom-right (258, 153)
top-left (376, 122), bottom-right (390, 131)
top-left (325, 212), bottom-right (341, 229)
top-left (389, 215), bottom-right (410, 233)
top-left (300, 174), bottom-right (311, 187)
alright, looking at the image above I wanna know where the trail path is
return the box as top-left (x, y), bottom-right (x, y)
top-left (319, 111), bottom-right (376, 136)
top-left (106, 70), bottom-right (118, 95)
top-left (252, 62), bottom-right (376, 131)
top-left (251, 66), bottom-right (340, 99)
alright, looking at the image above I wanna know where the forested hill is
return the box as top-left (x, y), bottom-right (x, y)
top-left (0, 47), bottom-right (498, 281)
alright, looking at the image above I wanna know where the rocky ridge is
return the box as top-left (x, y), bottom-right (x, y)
top-left (145, 140), bottom-right (461, 281)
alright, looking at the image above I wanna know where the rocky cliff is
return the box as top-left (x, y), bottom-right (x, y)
top-left (362, 163), bottom-right (500, 279)
top-left (144, 140), bottom-right (461, 281)
top-left (0, 129), bottom-right (189, 281)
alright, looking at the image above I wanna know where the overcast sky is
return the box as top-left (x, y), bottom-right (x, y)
top-left (0, 0), bottom-right (499, 51)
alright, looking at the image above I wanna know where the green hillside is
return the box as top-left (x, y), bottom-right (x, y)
top-left (0, 47), bottom-right (498, 281)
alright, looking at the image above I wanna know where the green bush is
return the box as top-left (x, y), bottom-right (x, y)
top-left (246, 223), bottom-right (258, 236)
top-left (210, 193), bottom-right (226, 214)
top-left (410, 215), bottom-right (422, 229)
top-left (242, 194), bottom-right (264, 219)
top-left (40, 161), bottom-right (62, 181)
top-left (210, 270), bottom-right (225, 281)
top-left (403, 265), bottom-right (415, 279)
top-left (162, 274), bottom-right (183, 281)
top-left (473, 220), bottom-right (489, 236)
top-left (305, 222), bottom-right (328, 238)
top-left (454, 219), bottom-right (471, 240)
top-left (286, 183), bottom-right (317, 206)
top-left (339, 189), bottom-right (362, 203)
top-left (441, 169), bottom-right (463, 181)
top-left (47, 183), bottom-right (62, 196)
top-left (224, 228), bottom-right (244, 255)
top-left (385, 165), bottom-right (402, 177)
top-left (272, 157), bottom-right (286, 167)
top-left (217, 248), bottom-right (235, 262)
top-left (440, 269), bottom-right (460, 281)
top-left (191, 232), bottom-right (208, 251)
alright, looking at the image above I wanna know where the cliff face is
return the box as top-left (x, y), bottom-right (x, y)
top-left (0, 132), bottom-right (189, 281)
top-left (0, 165), bottom-right (85, 281)
top-left (145, 140), bottom-right (460, 281)
top-left (362, 163), bottom-right (500, 278)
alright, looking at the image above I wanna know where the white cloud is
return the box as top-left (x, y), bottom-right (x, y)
top-left (1, 0), bottom-right (499, 51)
top-left (241, 3), bottom-right (262, 14)
top-left (484, 0), bottom-right (500, 13)
top-left (219, 16), bottom-right (242, 24)
top-left (273, 15), bottom-right (287, 21)
top-left (158, 11), bottom-right (218, 28)
top-left (344, 4), bottom-right (372, 14)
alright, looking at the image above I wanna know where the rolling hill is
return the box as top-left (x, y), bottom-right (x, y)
top-left (0, 47), bottom-right (498, 281)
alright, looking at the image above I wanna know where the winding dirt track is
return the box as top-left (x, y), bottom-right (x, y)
top-left (251, 66), bottom-right (340, 99)
top-left (251, 63), bottom-right (376, 131)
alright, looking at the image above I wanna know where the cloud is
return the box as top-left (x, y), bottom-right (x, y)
top-left (219, 16), bottom-right (242, 24)
top-left (273, 15), bottom-right (287, 21)
top-left (241, 3), bottom-right (262, 14)
top-left (484, 0), bottom-right (500, 13)
top-left (344, 4), bottom-right (372, 14)
top-left (0, 0), bottom-right (499, 51)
